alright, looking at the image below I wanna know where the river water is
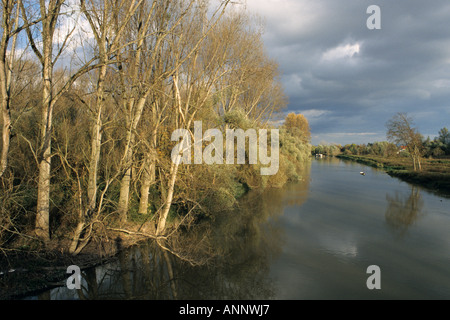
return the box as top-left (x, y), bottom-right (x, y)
top-left (29, 158), bottom-right (450, 299)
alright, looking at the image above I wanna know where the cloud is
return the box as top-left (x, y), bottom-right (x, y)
top-left (54, 5), bottom-right (95, 51)
top-left (322, 43), bottom-right (361, 61)
top-left (243, 0), bottom-right (450, 145)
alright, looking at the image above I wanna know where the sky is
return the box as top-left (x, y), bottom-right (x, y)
top-left (243, 0), bottom-right (450, 145)
top-left (20, 0), bottom-right (450, 146)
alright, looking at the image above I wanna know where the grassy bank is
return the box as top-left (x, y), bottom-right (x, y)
top-left (336, 154), bottom-right (450, 195)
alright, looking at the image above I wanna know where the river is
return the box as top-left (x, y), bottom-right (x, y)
top-left (28, 157), bottom-right (450, 299)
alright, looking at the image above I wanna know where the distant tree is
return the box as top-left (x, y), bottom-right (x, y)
top-left (385, 142), bottom-right (398, 157)
top-left (438, 127), bottom-right (450, 144)
top-left (438, 128), bottom-right (450, 155)
top-left (386, 113), bottom-right (424, 171)
top-left (341, 141), bottom-right (397, 157)
top-left (284, 113), bottom-right (311, 143)
top-left (432, 146), bottom-right (445, 157)
top-left (312, 144), bottom-right (340, 156)
top-left (328, 144), bottom-right (341, 156)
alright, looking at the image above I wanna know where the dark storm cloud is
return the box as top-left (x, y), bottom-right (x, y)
top-left (246, 0), bottom-right (450, 144)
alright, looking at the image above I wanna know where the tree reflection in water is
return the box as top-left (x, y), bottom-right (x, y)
top-left (37, 164), bottom-right (311, 300)
top-left (385, 186), bottom-right (424, 237)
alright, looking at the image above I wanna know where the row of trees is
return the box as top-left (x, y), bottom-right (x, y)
top-left (423, 127), bottom-right (450, 157)
top-left (339, 128), bottom-right (450, 161)
top-left (311, 144), bottom-right (341, 157)
top-left (313, 113), bottom-right (448, 173)
top-left (340, 141), bottom-right (399, 158)
top-left (0, 0), bottom-right (311, 255)
top-left (312, 141), bottom-right (400, 158)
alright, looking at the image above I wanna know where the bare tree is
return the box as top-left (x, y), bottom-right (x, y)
top-left (0, 0), bottom-right (42, 177)
top-left (0, 0), bottom-right (19, 178)
top-left (115, 0), bottom-right (162, 223)
top-left (209, 11), bottom-right (285, 128)
top-left (0, 0), bottom-right (292, 257)
top-left (64, 0), bottom-right (144, 253)
top-left (386, 112), bottom-right (424, 171)
top-left (81, 0), bottom-right (132, 214)
top-left (22, 0), bottom-right (66, 240)
top-left (22, 0), bottom-right (108, 240)
top-left (156, 1), bottom-right (232, 235)
top-left (115, 0), bottom-right (230, 224)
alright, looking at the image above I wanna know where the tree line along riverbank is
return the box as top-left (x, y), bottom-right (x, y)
top-left (336, 154), bottom-right (450, 195)
top-left (0, 1), bottom-right (315, 299)
top-left (0, 2), bottom-right (312, 254)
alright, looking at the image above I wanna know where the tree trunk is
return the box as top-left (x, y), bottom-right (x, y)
top-left (118, 128), bottom-right (134, 223)
top-left (138, 155), bottom-right (156, 215)
top-left (87, 64), bottom-right (107, 212)
top-left (0, 91), bottom-right (10, 178)
top-left (0, 0), bottom-right (20, 178)
top-left (118, 97), bottom-right (147, 222)
top-left (87, 110), bottom-right (102, 211)
top-left (0, 52), bottom-right (10, 178)
top-left (138, 131), bottom-right (157, 215)
top-left (415, 146), bottom-right (422, 171)
top-left (36, 157), bottom-right (53, 241)
top-left (35, 56), bottom-right (54, 241)
top-left (157, 159), bottom-right (180, 235)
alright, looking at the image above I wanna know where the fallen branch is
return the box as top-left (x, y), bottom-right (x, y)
top-left (107, 227), bottom-right (163, 240)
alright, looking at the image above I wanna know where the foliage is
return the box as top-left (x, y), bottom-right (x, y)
top-left (0, 1), bottom-right (312, 254)
top-left (284, 113), bottom-right (311, 143)
top-left (340, 141), bottom-right (398, 157)
top-left (311, 144), bottom-right (341, 156)
top-left (423, 127), bottom-right (450, 157)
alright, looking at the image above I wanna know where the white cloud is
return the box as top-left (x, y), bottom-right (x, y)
top-left (322, 43), bottom-right (361, 61)
top-left (54, 9), bottom-right (94, 52)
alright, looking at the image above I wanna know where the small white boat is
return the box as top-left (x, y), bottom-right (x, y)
top-left (360, 172), bottom-right (366, 176)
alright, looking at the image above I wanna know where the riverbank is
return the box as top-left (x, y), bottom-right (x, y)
top-left (1, 150), bottom-right (313, 299)
top-left (0, 224), bottom-right (156, 300)
top-left (336, 154), bottom-right (450, 195)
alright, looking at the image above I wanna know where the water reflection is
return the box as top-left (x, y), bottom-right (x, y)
top-left (35, 163), bottom-right (312, 300)
top-left (385, 186), bottom-right (424, 237)
top-left (28, 159), bottom-right (450, 299)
